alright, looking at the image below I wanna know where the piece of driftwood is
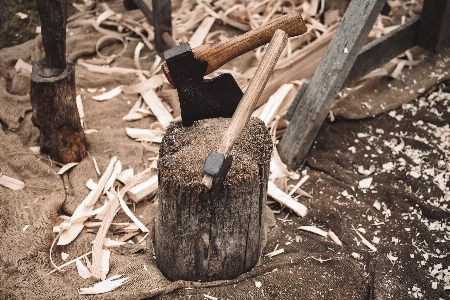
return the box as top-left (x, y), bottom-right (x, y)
top-left (30, 0), bottom-right (86, 164)
top-left (156, 117), bottom-right (272, 281)
top-left (416, 0), bottom-right (450, 52)
top-left (279, 0), bottom-right (386, 169)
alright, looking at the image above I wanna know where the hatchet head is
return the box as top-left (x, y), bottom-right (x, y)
top-left (164, 43), bottom-right (243, 127)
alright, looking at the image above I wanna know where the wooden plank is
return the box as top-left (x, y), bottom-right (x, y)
top-left (343, 16), bottom-right (419, 87)
top-left (416, 0), bottom-right (450, 52)
top-left (278, 0), bottom-right (386, 170)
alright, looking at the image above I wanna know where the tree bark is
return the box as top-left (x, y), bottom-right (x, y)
top-left (156, 117), bottom-right (272, 281)
top-left (30, 59), bottom-right (86, 163)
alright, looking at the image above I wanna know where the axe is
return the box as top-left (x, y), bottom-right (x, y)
top-left (162, 11), bottom-right (307, 127)
top-left (202, 29), bottom-right (289, 197)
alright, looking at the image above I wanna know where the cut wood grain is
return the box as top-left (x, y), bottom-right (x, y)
top-left (279, 0), bottom-right (386, 169)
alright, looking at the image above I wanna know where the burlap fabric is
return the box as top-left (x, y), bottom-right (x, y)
top-left (1, 6), bottom-right (450, 299)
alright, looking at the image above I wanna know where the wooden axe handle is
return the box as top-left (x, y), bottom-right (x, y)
top-left (202, 29), bottom-right (288, 189)
top-left (163, 11), bottom-right (306, 86)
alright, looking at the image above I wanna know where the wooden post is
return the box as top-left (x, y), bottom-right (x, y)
top-left (153, 0), bottom-right (174, 53)
top-left (30, 0), bottom-right (86, 163)
top-left (278, 0), bottom-right (386, 170)
top-left (156, 117), bottom-right (272, 281)
top-left (416, 0), bottom-right (450, 52)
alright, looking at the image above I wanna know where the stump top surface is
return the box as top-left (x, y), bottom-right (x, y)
top-left (158, 117), bottom-right (272, 187)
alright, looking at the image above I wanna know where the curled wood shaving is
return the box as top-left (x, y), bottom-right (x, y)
top-left (267, 181), bottom-right (307, 217)
top-left (78, 59), bottom-right (151, 76)
top-left (352, 224), bottom-right (377, 252)
top-left (298, 226), bottom-right (328, 237)
top-left (79, 274), bottom-right (128, 295)
top-left (0, 174), bottom-right (25, 190)
top-left (57, 162), bottom-right (79, 175)
top-left (92, 86), bottom-right (123, 101)
top-left (57, 157), bottom-right (117, 245)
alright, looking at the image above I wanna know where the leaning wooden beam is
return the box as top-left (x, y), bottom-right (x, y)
top-left (279, 0), bottom-right (386, 170)
top-left (416, 0), bottom-right (450, 52)
top-left (343, 15), bottom-right (419, 87)
top-left (286, 16), bottom-right (420, 120)
top-left (30, 0), bottom-right (86, 163)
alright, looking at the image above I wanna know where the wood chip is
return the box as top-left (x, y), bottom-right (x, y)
top-left (328, 230), bottom-right (342, 245)
top-left (352, 224), bottom-right (377, 252)
top-left (0, 174), bottom-right (25, 190)
top-left (118, 192), bottom-right (149, 232)
top-left (76, 259), bottom-right (92, 279)
top-left (298, 226), bottom-right (328, 237)
top-left (79, 274), bottom-right (128, 295)
top-left (126, 175), bottom-right (158, 203)
top-left (57, 162), bottom-right (79, 175)
top-left (14, 58), bottom-right (32, 74)
top-left (267, 181), bottom-right (307, 217)
top-left (92, 86), bottom-right (123, 101)
top-left (141, 89), bottom-right (174, 128)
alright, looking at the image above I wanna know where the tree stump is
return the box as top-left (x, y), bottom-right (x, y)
top-left (156, 117), bottom-right (272, 281)
top-left (30, 59), bottom-right (86, 163)
top-left (30, 0), bottom-right (86, 164)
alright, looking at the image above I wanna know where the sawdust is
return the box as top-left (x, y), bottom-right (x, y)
top-left (159, 117), bottom-right (272, 187)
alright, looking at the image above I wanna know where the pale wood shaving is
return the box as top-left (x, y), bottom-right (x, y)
top-left (76, 258), bottom-right (92, 279)
top-left (118, 192), bottom-right (149, 232)
top-left (92, 86), bottom-right (123, 101)
top-left (79, 274), bottom-right (128, 295)
top-left (298, 225), bottom-right (328, 237)
top-left (267, 181), bottom-right (307, 217)
top-left (57, 157), bottom-right (117, 245)
top-left (0, 174), bottom-right (25, 190)
top-left (57, 162), bottom-right (79, 175)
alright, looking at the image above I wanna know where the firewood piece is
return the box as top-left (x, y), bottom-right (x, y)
top-left (156, 117), bottom-right (272, 281)
top-left (30, 60), bottom-right (86, 163)
top-left (126, 175), bottom-right (158, 202)
top-left (279, 0), bottom-right (386, 169)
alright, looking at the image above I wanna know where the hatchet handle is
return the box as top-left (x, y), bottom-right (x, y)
top-left (202, 29), bottom-right (288, 189)
top-left (163, 11), bottom-right (306, 87)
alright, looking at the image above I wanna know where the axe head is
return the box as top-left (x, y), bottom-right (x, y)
top-left (164, 43), bottom-right (243, 127)
top-left (203, 151), bottom-right (233, 200)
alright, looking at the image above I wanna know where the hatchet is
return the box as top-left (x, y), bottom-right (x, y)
top-left (202, 29), bottom-right (288, 197)
top-left (162, 11), bottom-right (307, 127)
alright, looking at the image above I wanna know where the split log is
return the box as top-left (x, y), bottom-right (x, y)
top-left (156, 117), bottom-right (272, 281)
top-left (30, 0), bottom-right (86, 163)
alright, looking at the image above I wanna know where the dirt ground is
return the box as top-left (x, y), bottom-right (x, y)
top-left (1, 0), bottom-right (450, 299)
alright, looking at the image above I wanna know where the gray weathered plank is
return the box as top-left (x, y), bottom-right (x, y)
top-left (279, 0), bottom-right (386, 169)
top-left (343, 15), bottom-right (419, 87)
top-left (416, 0), bottom-right (450, 52)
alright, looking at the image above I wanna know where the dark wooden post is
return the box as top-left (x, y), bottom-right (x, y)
top-left (279, 0), bottom-right (386, 170)
top-left (0, 0), bottom-right (4, 27)
top-left (123, 0), bottom-right (175, 52)
top-left (30, 0), bottom-right (86, 163)
top-left (156, 118), bottom-right (272, 281)
top-left (153, 0), bottom-right (175, 52)
top-left (416, 0), bottom-right (450, 52)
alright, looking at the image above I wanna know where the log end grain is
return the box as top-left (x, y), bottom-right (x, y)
top-left (156, 117), bottom-right (272, 281)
